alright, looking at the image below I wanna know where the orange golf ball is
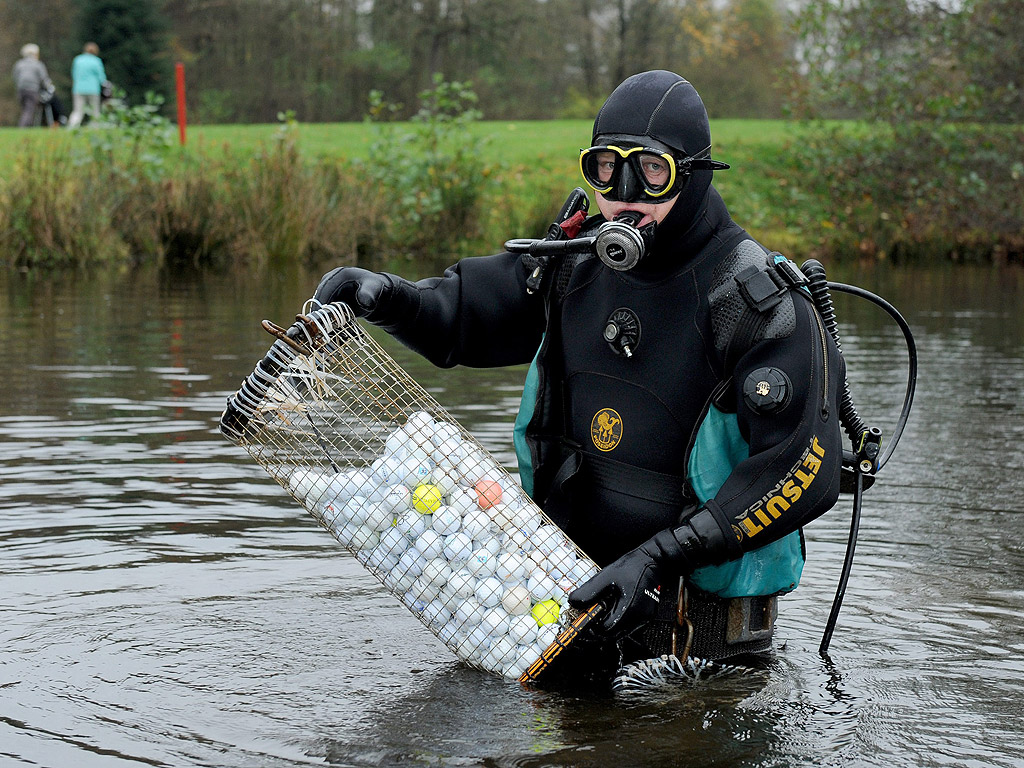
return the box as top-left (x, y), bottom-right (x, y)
top-left (475, 479), bottom-right (503, 510)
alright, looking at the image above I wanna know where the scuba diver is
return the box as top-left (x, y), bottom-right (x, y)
top-left (312, 70), bottom-right (850, 671)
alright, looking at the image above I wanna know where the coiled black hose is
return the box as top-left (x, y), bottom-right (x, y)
top-left (802, 259), bottom-right (868, 447)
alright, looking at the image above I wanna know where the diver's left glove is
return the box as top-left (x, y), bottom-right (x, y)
top-left (568, 504), bottom-right (738, 639)
top-left (313, 266), bottom-right (419, 328)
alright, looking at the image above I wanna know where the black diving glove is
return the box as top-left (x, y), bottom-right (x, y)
top-left (568, 505), bottom-right (738, 639)
top-left (312, 266), bottom-right (418, 326)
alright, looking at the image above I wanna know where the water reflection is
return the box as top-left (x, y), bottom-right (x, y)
top-left (3, 263), bottom-right (1024, 767)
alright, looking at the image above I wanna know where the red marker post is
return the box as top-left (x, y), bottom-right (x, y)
top-left (175, 62), bottom-right (187, 146)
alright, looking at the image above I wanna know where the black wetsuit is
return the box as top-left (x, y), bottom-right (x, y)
top-left (375, 185), bottom-right (844, 581)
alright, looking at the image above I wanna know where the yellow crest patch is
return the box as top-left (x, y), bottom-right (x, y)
top-left (590, 408), bottom-right (623, 452)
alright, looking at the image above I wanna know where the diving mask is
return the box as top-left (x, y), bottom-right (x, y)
top-left (579, 136), bottom-right (730, 204)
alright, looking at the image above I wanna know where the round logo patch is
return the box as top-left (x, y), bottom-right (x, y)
top-left (590, 408), bottom-right (623, 452)
top-left (742, 367), bottom-right (792, 414)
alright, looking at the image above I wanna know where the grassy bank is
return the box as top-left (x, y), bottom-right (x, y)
top-left (0, 115), bottom-right (1018, 270)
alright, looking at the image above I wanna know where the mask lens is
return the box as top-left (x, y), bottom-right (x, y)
top-left (581, 149), bottom-right (619, 191)
top-left (636, 152), bottom-right (673, 193)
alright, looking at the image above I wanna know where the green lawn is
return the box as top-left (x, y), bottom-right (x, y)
top-left (0, 117), bottom-right (804, 168)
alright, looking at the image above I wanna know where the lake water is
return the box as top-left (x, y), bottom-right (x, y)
top-left (3, 261), bottom-right (1024, 768)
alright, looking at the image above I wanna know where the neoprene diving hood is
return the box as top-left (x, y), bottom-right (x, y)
top-left (592, 70), bottom-right (724, 265)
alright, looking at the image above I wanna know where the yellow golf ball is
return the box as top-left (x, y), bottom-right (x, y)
top-left (411, 483), bottom-right (443, 514)
top-left (531, 598), bottom-right (561, 627)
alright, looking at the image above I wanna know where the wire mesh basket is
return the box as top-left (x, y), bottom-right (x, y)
top-left (219, 301), bottom-right (601, 681)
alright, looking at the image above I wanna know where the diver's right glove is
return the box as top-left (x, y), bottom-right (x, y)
top-left (313, 267), bottom-right (418, 327)
top-left (568, 504), bottom-right (740, 639)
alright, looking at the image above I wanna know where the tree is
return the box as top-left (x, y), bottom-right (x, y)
top-left (791, 0), bottom-right (1024, 260)
top-left (75, 0), bottom-right (171, 106)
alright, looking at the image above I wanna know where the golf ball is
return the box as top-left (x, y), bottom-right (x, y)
top-left (508, 614), bottom-right (539, 645)
top-left (500, 585), bottom-right (532, 615)
top-left (442, 532), bottom-right (474, 564)
top-left (495, 551), bottom-right (527, 582)
top-left (448, 569), bottom-right (476, 598)
top-left (431, 506), bottom-right (461, 535)
top-left (475, 576), bottom-right (504, 608)
top-left (475, 479), bottom-right (503, 511)
top-left (466, 547), bottom-right (497, 577)
top-left (413, 529), bottom-right (444, 560)
top-left (411, 483), bottom-right (444, 514)
top-left (531, 598), bottom-right (561, 627)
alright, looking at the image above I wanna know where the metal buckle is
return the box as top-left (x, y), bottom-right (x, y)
top-left (773, 257), bottom-right (809, 288)
top-left (735, 265), bottom-right (785, 312)
top-left (726, 595), bottom-right (778, 645)
top-left (673, 582), bottom-right (694, 662)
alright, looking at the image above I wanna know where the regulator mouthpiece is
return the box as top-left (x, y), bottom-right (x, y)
top-left (595, 212), bottom-right (650, 271)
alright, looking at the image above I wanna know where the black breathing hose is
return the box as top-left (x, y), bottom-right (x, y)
top-left (799, 259), bottom-right (918, 657)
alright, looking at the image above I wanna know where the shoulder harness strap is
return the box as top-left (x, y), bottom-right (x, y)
top-left (710, 242), bottom-right (809, 410)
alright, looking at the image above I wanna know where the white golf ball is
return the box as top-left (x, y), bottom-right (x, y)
top-left (304, 472), bottom-right (334, 506)
top-left (477, 535), bottom-right (503, 556)
top-left (378, 526), bottom-right (408, 556)
top-left (466, 547), bottom-right (497, 577)
top-left (421, 557), bottom-right (452, 588)
top-left (429, 421), bottom-right (462, 448)
top-left (405, 410), bottom-right (435, 431)
top-left (400, 457), bottom-right (434, 489)
top-left (341, 496), bottom-right (369, 524)
top-left (527, 571), bottom-right (558, 601)
top-left (448, 569), bottom-right (476, 599)
top-left (545, 546), bottom-right (578, 580)
top-left (508, 614), bottom-right (539, 645)
top-left (442, 532), bottom-right (474, 564)
top-left (457, 451), bottom-right (491, 486)
top-left (534, 525), bottom-right (563, 556)
top-left (511, 505), bottom-right (542, 535)
top-left (504, 656), bottom-right (529, 680)
top-left (393, 569), bottom-right (418, 595)
top-left (487, 502), bottom-right (515, 529)
top-left (288, 469), bottom-right (320, 501)
top-left (369, 456), bottom-right (390, 482)
top-left (395, 510), bottom-right (428, 540)
top-left (413, 529), bottom-right (444, 560)
top-left (537, 624), bottom-right (560, 649)
top-left (385, 428), bottom-right (414, 458)
top-left (431, 506), bottom-right (462, 536)
top-left (379, 484), bottom-right (411, 514)
top-left (437, 620), bottom-right (460, 646)
top-left (465, 623), bottom-right (492, 652)
top-left (480, 608), bottom-right (510, 636)
top-left (408, 576), bottom-right (437, 602)
top-left (351, 525), bottom-right (379, 551)
top-left (486, 635), bottom-right (516, 665)
top-left (334, 470), bottom-right (370, 499)
top-left (557, 576), bottom-right (578, 595)
top-left (422, 599), bottom-right (453, 627)
top-left (396, 549), bottom-right (424, 579)
top-left (495, 551), bottom-right (527, 582)
top-left (507, 528), bottom-right (531, 551)
top-left (316, 498), bottom-right (343, 526)
top-left (475, 576), bottom-right (504, 608)
top-left (572, 560), bottom-right (599, 583)
top-left (430, 467), bottom-right (459, 498)
top-left (448, 489), bottom-right (479, 518)
top-left (362, 501), bottom-right (395, 532)
top-left (364, 541), bottom-right (399, 571)
top-left (500, 585), bottom-right (532, 615)
top-left (454, 599), bottom-right (485, 629)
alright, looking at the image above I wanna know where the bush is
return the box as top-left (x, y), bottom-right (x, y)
top-left (355, 75), bottom-right (496, 263)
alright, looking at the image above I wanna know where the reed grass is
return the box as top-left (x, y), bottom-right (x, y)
top-left (1, 116), bottom-right (1018, 270)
